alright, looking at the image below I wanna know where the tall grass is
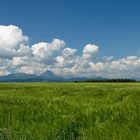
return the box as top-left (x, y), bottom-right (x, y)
top-left (0, 83), bottom-right (139, 140)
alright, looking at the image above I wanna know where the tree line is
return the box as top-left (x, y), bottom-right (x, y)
top-left (74, 78), bottom-right (136, 83)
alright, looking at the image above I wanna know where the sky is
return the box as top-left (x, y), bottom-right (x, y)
top-left (0, 0), bottom-right (140, 78)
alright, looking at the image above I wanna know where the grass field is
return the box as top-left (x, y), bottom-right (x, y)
top-left (0, 83), bottom-right (140, 140)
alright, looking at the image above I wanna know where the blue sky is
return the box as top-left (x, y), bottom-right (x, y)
top-left (0, 0), bottom-right (140, 77)
top-left (0, 0), bottom-right (140, 58)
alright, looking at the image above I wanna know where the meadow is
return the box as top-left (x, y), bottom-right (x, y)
top-left (0, 82), bottom-right (139, 140)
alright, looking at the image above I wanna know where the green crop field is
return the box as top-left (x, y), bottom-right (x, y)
top-left (0, 83), bottom-right (140, 140)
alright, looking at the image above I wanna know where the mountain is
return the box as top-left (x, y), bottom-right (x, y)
top-left (0, 70), bottom-right (107, 82)
top-left (0, 73), bottom-right (39, 82)
top-left (130, 77), bottom-right (140, 81)
top-left (0, 70), bottom-right (64, 82)
top-left (39, 70), bottom-right (64, 81)
top-left (67, 76), bottom-right (108, 82)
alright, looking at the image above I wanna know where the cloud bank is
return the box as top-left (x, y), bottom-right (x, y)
top-left (0, 25), bottom-right (140, 78)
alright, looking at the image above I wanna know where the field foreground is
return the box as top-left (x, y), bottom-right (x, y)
top-left (0, 83), bottom-right (140, 140)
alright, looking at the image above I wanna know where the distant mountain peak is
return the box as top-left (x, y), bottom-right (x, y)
top-left (39, 70), bottom-right (62, 81)
top-left (42, 70), bottom-right (55, 76)
top-left (0, 70), bottom-right (113, 82)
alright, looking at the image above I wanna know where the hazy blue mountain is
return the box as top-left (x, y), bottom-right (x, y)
top-left (39, 70), bottom-right (64, 81)
top-left (0, 70), bottom-right (108, 82)
top-left (0, 73), bottom-right (39, 82)
top-left (67, 76), bottom-right (108, 82)
top-left (130, 77), bottom-right (140, 81)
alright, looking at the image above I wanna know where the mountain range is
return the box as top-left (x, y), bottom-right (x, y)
top-left (0, 70), bottom-right (107, 82)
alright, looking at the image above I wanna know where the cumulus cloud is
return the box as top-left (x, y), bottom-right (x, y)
top-left (31, 39), bottom-right (65, 64)
top-left (62, 47), bottom-right (77, 58)
top-left (0, 66), bottom-right (10, 76)
top-left (17, 66), bottom-right (34, 74)
top-left (0, 25), bottom-right (29, 59)
top-left (82, 44), bottom-right (99, 60)
top-left (0, 24), bottom-right (140, 78)
top-left (12, 57), bottom-right (24, 66)
top-left (83, 44), bottom-right (99, 54)
top-left (55, 47), bottom-right (77, 68)
top-left (102, 56), bottom-right (114, 62)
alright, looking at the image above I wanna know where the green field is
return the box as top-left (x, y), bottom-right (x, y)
top-left (0, 83), bottom-right (140, 140)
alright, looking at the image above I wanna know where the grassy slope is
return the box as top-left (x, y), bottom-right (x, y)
top-left (0, 83), bottom-right (139, 140)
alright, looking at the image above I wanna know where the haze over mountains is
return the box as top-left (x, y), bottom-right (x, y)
top-left (0, 70), bottom-right (108, 82)
top-left (0, 70), bottom-right (137, 82)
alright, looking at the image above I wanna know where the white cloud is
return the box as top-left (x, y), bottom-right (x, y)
top-left (12, 57), bottom-right (24, 66)
top-left (31, 42), bottom-right (52, 60)
top-left (55, 56), bottom-right (65, 67)
top-left (31, 39), bottom-right (65, 63)
top-left (0, 25), bottom-right (29, 59)
top-left (17, 44), bottom-right (32, 57)
top-left (83, 44), bottom-right (99, 54)
top-left (83, 44), bottom-right (99, 59)
top-left (102, 56), bottom-right (114, 62)
top-left (55, 48), bottom-right (77, 68)
top-left (0, 66), bottom-right (10, 76)
top-left (0, 24), bottom-right (140, 78)
top-left (17, 66), bottom-right (34, 74)
top-left (62, 47), bottom-right (77, 58)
